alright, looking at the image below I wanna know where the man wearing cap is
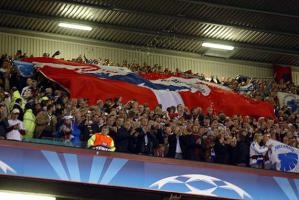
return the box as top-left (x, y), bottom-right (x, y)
top-left (12, 98), bottom-right (24, 120)
top-left (7, 109), bottom-right (25, 141)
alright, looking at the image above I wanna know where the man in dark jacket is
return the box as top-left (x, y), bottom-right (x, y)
top-left (0, 103), bottom-right (8, 139)
top-left (80, 114), bottom-right (102, 143)
top-left (235, 134), bottom-right (250, 167)
top-left (166, 126), bottom-right (185, 159)
top-left (115, 121), bottom-right (132, 153)
top-left (181, 131), bottom-right (196, 160)
top-left (214, 135), bottom-right (230, 164)
top-left (135, 126), bottom-right (157, 156)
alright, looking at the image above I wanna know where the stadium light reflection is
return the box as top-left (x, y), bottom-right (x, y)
top-left (58, 22), bottom-right (92, 31)
top-left (202, 42), bottom-right (234, 50)
top-left (0, 191), bottom-right (56, 200)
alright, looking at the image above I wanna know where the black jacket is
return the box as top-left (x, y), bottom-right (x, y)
top-left (181, 134), bottom-right (196, 160)
top-left (115, 127), bottom-right (131, 153)
top-left (167, 134), bottom-right (185, 158)
top-left (214, 140), bottom-right (230, 164)
top-left (235, 140), bottom-right (250, 166)
top-left (0, 118), bottom-right (8, 138)
top-left (135, 128), bottom-right (157, 156)
top-left (153, 128), bottom-right (165, 145)
top-left (80, 122), bottom-right (102, 142)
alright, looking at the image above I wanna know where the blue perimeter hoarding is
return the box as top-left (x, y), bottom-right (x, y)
top-left (0, 143), bottom-right (298, 200)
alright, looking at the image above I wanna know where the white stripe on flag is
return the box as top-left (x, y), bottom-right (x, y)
top-left (151, 89), bottom-right (184, 111)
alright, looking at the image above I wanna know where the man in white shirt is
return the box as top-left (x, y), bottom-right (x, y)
top-left (7, 109), bottom-right (25, 141)
top-left (250, 133), bottom-right (269, 168)
top-left (21, 78), bottom-right (33, 97)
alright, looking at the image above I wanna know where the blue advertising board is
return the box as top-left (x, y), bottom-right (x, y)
top-left (0, 142), bottom-right (298, 200)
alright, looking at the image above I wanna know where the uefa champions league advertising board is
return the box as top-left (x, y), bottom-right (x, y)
top-left (0, 145), bottom-right (298, 200)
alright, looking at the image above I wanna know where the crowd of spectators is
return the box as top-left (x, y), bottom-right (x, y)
top-left (0, 52), bottom-right (298, 171)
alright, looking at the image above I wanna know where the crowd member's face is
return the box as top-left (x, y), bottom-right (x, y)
top-left (64, 119), bottom-right (72, 126)
top-left (241, 131), bottom-right (247, 137)
top-left (144, 107), bottom-right (150, 114)
top-left (92, 114), bottom-right (99, 123)
top-left (46, 88), bottom-right (53, 96)
top-left (165, 127), bottom-right (172, 135)
top-left (138, 105), bottom-right (144, 113)
top-left (192, 125), bottom-right (199, 133)
top-left (116, 118), bottom-right (124, 127)
top-left (283, 136), bottom-right (289, 144)
top-left (79, 100), bottom-right (86, 108)
top-left (132, 101), bottom-right (138, 110)
top-left (107, 117), bottom-right (115, 126)
top-left (0, 105), bottom-right (5, 115)
top-left (148, 120), bottom-right (156, 128)
top-left (177, 105), bottom-right (183, 113)
top-left (26, 78), bottom-right (33, 86)
top-left (107, 108), bottom-right (115, 115)
top-left (198, 107), bottom-right (202, 114)
top-left (219, 135), bottom-right (225, 143)
top-left (23, 88), bottom-right (33, 99)
top-left (174, 126), bottom-right (181, 136)
top-left (183, 129), bottom-right (191, 135)
top-left (256, 135), bottom-right (263, 143)
top-left (287, 131), bottom-right (293, 139)
top-left (141, 117), bottom-right (148, 127)
top-left (154, 106), bottom-right (162, 114)
top-left (132, 121), bottom-right (140, 129)
top-left (119, 111), bottom-right (126, 119)
top-left (74, 111), bottom-right (82, 121)
top-left (11, 112), bottom-right (19, 120)
top-left (192, 108), bottom-right (199, 115)
top-left (98, 117), bottom-right (105, 125)
top-left (211, 120), bottom-right (218, 128)
top-left (124, 121), bottom-right (131, 130)
top-left (102, 127), bottom-right (109, 135)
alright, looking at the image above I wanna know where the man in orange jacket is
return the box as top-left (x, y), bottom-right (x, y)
top-left (87, 126), bottom-right (116, 152)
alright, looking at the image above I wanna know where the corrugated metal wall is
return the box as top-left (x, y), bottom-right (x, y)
top-left (0, 31), bottom-right (273, 78)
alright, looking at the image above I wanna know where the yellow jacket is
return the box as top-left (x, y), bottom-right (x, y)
top-left (23, 109), bottom-right (36, 139)
top-left (10, 90), bottom-right (25, 110)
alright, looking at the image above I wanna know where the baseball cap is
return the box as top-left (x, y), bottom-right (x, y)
top-left (63, 115), bottom-right (73, 120)
top-left (12, 108), bottom-right (20, 114)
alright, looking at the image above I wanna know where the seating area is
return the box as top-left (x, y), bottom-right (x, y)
top-left (0, 52), bottom-right (298, 174)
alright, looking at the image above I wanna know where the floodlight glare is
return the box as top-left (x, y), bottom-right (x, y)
top-left (0, 191), bottom-right (56, 200)
top-left (58, 22), bottom-right (92, 31)
top-left (202, 42), bottom-right (234, 50)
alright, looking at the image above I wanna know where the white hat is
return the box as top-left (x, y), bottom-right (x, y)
top-left (12, 108), bottom-right (20, 114)
top-left (63, 115), bottom-right (73, 120)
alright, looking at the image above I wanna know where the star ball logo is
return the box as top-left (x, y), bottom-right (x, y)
top-left (0, 160), bottom-right (16, 174)
top-left (149, 174), bottom-right (252, 200)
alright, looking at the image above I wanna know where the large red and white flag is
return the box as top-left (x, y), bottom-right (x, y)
top-left (21, 57), bottom-right (275, 118)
